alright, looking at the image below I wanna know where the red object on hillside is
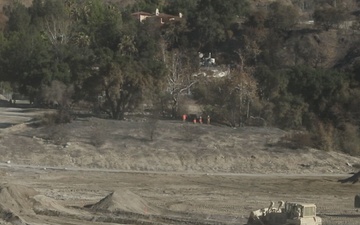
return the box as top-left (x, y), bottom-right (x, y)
top-left (182, 114), bottom-right (187, 122)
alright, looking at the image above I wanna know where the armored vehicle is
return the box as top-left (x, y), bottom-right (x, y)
top-left (247, 201), bottom-right (322, 225)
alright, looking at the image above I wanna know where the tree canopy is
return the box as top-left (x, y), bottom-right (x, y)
top-left (0, 0), bottom-right (360, 154)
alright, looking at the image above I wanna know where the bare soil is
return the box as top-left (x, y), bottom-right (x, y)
top-left (1, 105), bottom-right (360, 225)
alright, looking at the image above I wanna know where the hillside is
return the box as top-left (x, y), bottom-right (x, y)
top-left (1, 107), bottom-right (359, 175)
top-left (0, 0), bottom-right (358, 69)
top-left (0, 1), bottom-right (359, 159)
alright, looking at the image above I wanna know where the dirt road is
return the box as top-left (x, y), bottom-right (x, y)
top-left (0, 106), bottom-right (51, 128)
top-left (0, 163), bottom-right (358, 225)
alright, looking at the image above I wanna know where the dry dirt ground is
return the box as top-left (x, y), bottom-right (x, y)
top-left (1, 104), bottom-right (360, 225)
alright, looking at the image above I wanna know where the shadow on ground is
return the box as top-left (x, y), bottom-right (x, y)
top-left (321, 213), bottom-right (360, 218)
top-left (0, 123), bottom-right (15, 129)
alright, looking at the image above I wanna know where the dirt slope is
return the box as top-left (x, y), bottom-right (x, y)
top-left (0, 110), bottom-right (359, 175)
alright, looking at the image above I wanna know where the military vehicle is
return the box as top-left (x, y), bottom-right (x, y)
top-left (247, 201), bottom-right (322, 225)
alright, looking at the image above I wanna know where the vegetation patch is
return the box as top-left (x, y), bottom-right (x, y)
top-left (0, 0), bottom-right (359, 156)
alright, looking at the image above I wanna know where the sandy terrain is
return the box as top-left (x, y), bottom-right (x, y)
top-left (1, 104), bottom-right (360, 225)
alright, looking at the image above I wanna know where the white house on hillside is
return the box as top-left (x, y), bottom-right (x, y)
top-left (131, 8), bottom-right (183, 25)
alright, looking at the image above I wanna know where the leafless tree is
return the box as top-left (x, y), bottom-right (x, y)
top-left (43, 16), bottom-right (71, 45)
top-left (230, 71), bottom-right (258, 126)
top-left (160, 43), bottom-right (198, 117)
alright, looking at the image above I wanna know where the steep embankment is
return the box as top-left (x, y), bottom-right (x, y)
top-left (0, 114), bottom-right (359, 175)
